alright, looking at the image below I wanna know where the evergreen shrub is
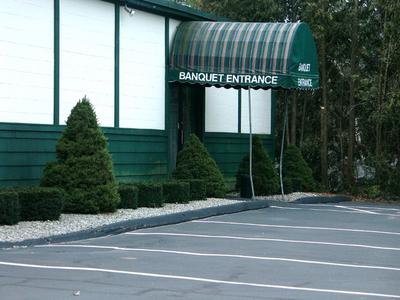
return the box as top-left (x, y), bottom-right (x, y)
top-left (184, 179), bottom-right (206, 200)
top-left (283, 145), bottom-right (317, 193)
top-left (17, 187), bottom-right (64, 221)
top-left (174, 134), bottom-right (226, 198)
top-left (0, 191), bottom-right (19, 225)
top-left (136, 183), bottom-right (164, 208)
top-left (118, 185), bottom-right (138, 209)
top-left (163, 181), bottom-right (190, 204)
top-left (236, 136), bottom-right (279, 196)
top-left (41, 98), bottom-right (120, 214)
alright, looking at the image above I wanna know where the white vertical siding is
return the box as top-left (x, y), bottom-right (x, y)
top-left (241, 89), bottom-right (271, 134)
top-left (0, 0), bottom-right (53, 124)
top-left (169, 19), bottom-right (181, 48)
top-left (119, 9), bottom-right (165, 130)
top-left (59, 0), bottom-right (114, 126)
top-left (205, 87), bottom-right (238, 133)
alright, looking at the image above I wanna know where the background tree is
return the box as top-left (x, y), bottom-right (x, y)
top-left (178, 0), bottom-right (400, 197)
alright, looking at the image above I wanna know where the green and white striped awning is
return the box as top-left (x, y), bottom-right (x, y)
top-left (169, 22), bottom-right (319, 90)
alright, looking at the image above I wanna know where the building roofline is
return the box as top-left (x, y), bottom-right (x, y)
top-left (118, 0), bottom-right (225, 21)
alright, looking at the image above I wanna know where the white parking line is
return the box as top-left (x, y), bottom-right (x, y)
top-left (297, 204), bottom-right (400, 212)
top-left (39, 244), bottom-right (400, 272)
top-left (124, 232), bottom-right (400, 251)
top-left (192, 220), bottom-right (400, 236)
top-left (270, 206), bottom-right (400, 216)
top-left (335, 205), bottom-right (379, 215)
top-left (1, 261), bottom-right (399, 298)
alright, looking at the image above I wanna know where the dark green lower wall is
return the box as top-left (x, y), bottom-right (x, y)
top-left (0, 123), bottom-right (168, 187)
top-left (204, 132), bottom-right (274, 190)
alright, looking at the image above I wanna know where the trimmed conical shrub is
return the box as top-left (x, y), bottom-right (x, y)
top-left (283, 144), bottom-right (316, 193)
top-left (236, 136), bottom-right (279, 195)
top-left (41, 98), bottom-right (120, 214)
top-left (173, 134), bottom-right (226, 198)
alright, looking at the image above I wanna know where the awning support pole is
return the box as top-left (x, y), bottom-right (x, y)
top-left (248, 88), bottom-right (255, 199)
top-left (280, 91), bottom-right (289, 197)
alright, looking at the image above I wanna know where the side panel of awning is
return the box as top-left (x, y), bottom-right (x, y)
top-left (169, 22), bottom-right (319, 90)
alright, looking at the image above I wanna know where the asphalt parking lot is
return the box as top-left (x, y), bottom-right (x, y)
top-left (1, 201), bottom-right (400, 299)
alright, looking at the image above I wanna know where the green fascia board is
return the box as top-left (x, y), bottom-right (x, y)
top-left (117, 0), bottom-right (224, 21)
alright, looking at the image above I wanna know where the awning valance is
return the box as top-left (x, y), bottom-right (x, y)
top-left (169, 22), bottom-right (319, 90)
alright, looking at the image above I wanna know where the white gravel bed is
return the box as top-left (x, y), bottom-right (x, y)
top-left (256, 192), bottom-right (321, 202)
top-left (0, 192), bottom-right (320, 243)
top-left (0, 198), bottom-right (243, 243)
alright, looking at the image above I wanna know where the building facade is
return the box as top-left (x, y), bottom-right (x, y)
top-left (0, 0), bottom-right (275, 188)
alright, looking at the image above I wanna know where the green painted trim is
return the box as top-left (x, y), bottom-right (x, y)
top-left (238, 90), bottom-right (241, 133)
top-left (114, 3), bottom-right (120, 128)
top-left (204, 132), bottom-right (272, 139)
top-left (165, 17), bottom-right (171, 176)
top-left (0, 122), bottom-right (167, 137)
top-left (121, 0), bottom-right (224, 21)
top-left (53, 0), bottom-right (60, 125)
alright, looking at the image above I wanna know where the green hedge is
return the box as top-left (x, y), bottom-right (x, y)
top-left (136, 183), bottom-right (164, 208)
top-left (118, 185), bottom-right (138, 209)
top-left (0, 191), bottom-right (20, 225)
top-left (17, 187), bottom-right (64, 221)
top-left (185, 179), bottom-right (206, 201)
top-left (163, 181), bottom-right (190, 204)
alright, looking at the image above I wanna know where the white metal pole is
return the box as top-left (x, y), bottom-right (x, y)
top-left (248, 88), bottom-right (255, 199)
top-left (280, 91), bottom-right (289, 197)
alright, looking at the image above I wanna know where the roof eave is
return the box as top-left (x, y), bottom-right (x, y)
top-left (119, 0), bottom-right (226, 21)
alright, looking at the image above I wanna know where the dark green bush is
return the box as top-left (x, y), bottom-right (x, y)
top-left (236, 136), bottom-right (279, 196)
top-left (184, 179), bottom-right (207, 200)
top-left (367, 154), bottom-right (400, 196)
top-left (41, 98), bottom-right (120, 214)
top-left (174, 134), bottom-right (226, 198)
top-left (163, 181), bottom-right (190, 204)
top-left (0, 191), bottom-right (20, 225)
top-left (283, 145), bottom-right (317, 193)
top-left (136, 183), bottom-right (164, 208)
top-left (17, 187), bottom-right (64, 221)
top-left (118, 185), bottom-right (138, 209)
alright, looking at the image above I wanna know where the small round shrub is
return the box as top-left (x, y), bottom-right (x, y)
top-left (184, 179), bottom-right (206, 201)
top-left (163, 181), bottom-right (190, 204)
top-left (17, 187), bottom-right (64, 221)
top-left (283, 145), bottom-right (316, 193)
top-left (0, 191), bottom-right (20, 225)
top-left (174, 134), bottom-right (226, 198)
top-left (236, 136), bottom-right (279, 196)
top-left (136, 183), bottom-right (164, 208)
top-left (41, 98), bottom-right (120, 214)
top-left (118, 185), bottom-right (139, 209)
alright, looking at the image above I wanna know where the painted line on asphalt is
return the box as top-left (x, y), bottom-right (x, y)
top-left (297, 204), bottom-right (400, 212)
top-left (39, 244), bottom-right (400, 272)
top-left (192, 220), bottom-right (400, 236)
top-left (335, 205), bottom-right (379, 215)
top-left (270, 206), bottom-right (399, 216)
top-left (0, 261), bottom-right (399, 298)
top-left (124, 232), bottom-right (400, 251)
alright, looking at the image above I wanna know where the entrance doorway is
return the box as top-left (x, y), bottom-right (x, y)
top-left (168, 84), bottom-right (205, 170)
